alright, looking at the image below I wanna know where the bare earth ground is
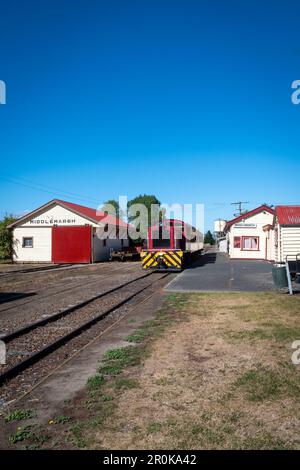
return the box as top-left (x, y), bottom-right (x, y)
top-left (2, 291), bottom-right (300, 449)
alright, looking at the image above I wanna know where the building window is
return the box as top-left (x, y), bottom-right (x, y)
top-left (234, 236), bottom-right (241, 248)
top-left (242, 236), bottom-right (259, 251)
top-left (22, 237), bottom-right (33, 248)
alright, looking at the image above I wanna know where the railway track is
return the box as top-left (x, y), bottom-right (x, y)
top-left (0, 263), bottom-right (141, 314)
top-left (0, 263), bottom-right (77, 277)
top-left (0, 271), bottom-right (170, 387)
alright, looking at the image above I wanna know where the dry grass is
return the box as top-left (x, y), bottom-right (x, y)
top-left (87, 292), bottom-right (300, 450)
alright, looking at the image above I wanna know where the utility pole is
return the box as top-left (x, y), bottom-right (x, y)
top-left (231, 201), bottom-right (249, 217)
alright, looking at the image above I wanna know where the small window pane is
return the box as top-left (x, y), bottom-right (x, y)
top-left (23, 237), bottom-right (33, 248)
top-left (234, 237), bottom-right (241, 248)
top-left (242, 237), bottom-right (258, 250)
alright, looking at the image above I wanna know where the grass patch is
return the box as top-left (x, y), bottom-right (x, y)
top-left (69, 422), bottom-right (87, 448)
top-left (53, 415), bottom-right (71, 424)
top-left (126, 327), bottom-right (150, 343)
top-left (98, 346), bottom-right (145, 376)
top-left (99, 394), bottom-right (113, 402)
top-left (99, 363), bottom-right (122, 376)
top-left (234, 364), bottom-right (300, 402)
top-left (104, 346), bottom-right (143, 365)
top-left (225, 324), bottom-right (300, 344)
top-left (271, 325), bottom-right (300, 342)
top-left (9, 426), bottom-right (32, 444)
top-left (5, 409), bottom-right (34, 422)
top-left (225, 329), bottom-right (271, 342)
top-left (236, 434), bottom-right (291, 450)
top-left (23, 444), bottom-right (40, 450)
top-left (87, 374), bottom-right (104, 390)
top-left (147, 422), bottom-right (162, 434)
top-left (114, 378), bottom-right (139, 390)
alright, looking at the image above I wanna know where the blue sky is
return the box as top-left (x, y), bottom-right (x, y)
top-left (0, 0), bottom-right (299, 230)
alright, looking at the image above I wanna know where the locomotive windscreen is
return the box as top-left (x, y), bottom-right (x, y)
top-left (151, 227), bottom-right (172, 249)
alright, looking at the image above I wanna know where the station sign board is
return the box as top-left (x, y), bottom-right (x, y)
top-left (234, 223), bottom-right (257, 228)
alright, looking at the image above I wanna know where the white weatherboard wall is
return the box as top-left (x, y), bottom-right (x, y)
top-left (228, 211), bottom-right (274, 260)
top-left (266, 229), bottom-right (276, 262)
top-left (278, 226), bottom-right (300, 262)
top-left (13, 227), bottom-right (52, 262)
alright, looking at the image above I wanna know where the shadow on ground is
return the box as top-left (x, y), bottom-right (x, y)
top-left (0, 292), bottom-right (36, 304)
top-left (186, 251), bottom-right (217, 269)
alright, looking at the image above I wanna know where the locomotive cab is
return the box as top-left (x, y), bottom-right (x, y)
top-left (140, 219), bottom-right (203, 271)
top-left (140, 220), bottom-right (186, 271)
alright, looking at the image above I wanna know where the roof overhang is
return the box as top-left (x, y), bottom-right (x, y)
top-left (7, 199), bottom-right (106, 229)
top-left (224, 205), bottom-right (275, 232)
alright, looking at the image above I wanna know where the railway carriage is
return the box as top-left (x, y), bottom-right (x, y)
top-left (140, 219), bottom-right (203, 271)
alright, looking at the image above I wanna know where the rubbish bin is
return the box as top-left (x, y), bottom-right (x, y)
top-left (272, 263), bottom-right (288, 288)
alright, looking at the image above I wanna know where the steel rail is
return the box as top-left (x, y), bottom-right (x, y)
top-left (0, 264), bottom-right (141, 312)
top-left (0, 271), bottom-right (154, 343)
top-left (0, 264), bottom-right (73, 277)
top-left (0, 273), bottom-right (170, 386)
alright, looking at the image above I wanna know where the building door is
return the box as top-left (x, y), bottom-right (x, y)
top-left (52, 226), bottom-right (91, 263)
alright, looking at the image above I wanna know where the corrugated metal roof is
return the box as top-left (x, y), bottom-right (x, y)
top-left (276, 206), bottom-right (300, 225)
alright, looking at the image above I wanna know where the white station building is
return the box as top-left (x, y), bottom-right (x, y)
top-left (8, 199), bottom-right (130, 264)
top-left (224, 205), bottom-right (276, 261)
top-left (223, 204), bottom-right (300, 263)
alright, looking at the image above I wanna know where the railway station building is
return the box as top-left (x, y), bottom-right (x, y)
top-left (8, 199), bottom-right (130, 264)
top-left (224, 204), bottom-right (300, 263)
top-left (224, 204), bottom-right (276, 261)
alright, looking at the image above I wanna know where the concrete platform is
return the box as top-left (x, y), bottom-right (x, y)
top-left (165, 251), bottom-right (275, 292)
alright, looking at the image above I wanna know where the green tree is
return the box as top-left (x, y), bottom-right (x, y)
top-left (100, 199), bottom-right (124, 219)
top-left (204, 230), bottom-right (215, 245)
top-left (0, 214), bottom-right (17, 260)
top-left (127, 194), bottom-right (163, 241)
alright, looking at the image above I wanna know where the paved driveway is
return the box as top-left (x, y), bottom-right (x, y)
top-left (165, 251), bottom-right (275, 292)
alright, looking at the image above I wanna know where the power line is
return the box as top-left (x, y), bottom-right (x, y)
top-left (0, 174), bottom-right (102, 206)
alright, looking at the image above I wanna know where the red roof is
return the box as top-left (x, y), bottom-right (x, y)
top-left (225, 205), bottom-right (275, 230)
top-left (57, 200), bottom-right (129, 227)
top-left (276, 206), bottom-right (300, 225)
